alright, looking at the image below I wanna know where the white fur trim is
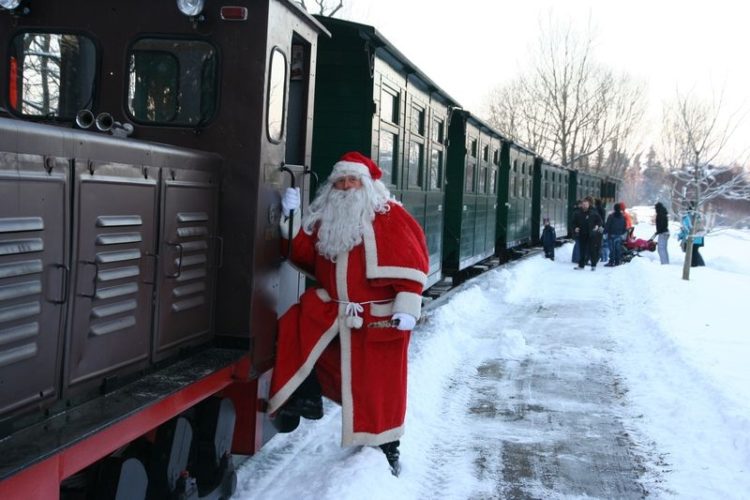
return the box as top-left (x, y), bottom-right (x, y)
top-left (279, 213), bottom-right (301, 240)
top-left (350, 425), bottom-right (406, 447)
top-left (393, 292), bottom-right (423, 321)
top-left (331, 161), bottom-right (370, 179)
top-left (267, 318), bottom-right (340, 414)
top-left (335, 252), bottom-right (357, 446)
top-left (369, 301), bottom-right (393, 317)
top-left (315, 288), bottom-right (331, 302)
top-left (334, 245), bottom-right (412, 446)
top-left (362, 221), bottom-right (428, 286)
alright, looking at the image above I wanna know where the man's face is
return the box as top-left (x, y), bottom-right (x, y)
top-left (333, 175), bottom-right (363, 191)
top-left (581, 200), bottom-right (590, 210)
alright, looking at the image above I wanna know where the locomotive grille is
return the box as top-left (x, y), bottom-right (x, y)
top-left (88, 215), bottom-right (143, 337)
top-left (0, 217), bottom-right (44, 369)
top-left (170, 212), bottom-right (209, 313)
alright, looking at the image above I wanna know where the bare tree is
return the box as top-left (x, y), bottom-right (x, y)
top-left (485, 15), bottom-right (645, 177)
top-left (297, 0), bottom-right (343, 16)
top-left (661, 89), bottom-right (750, 280)
top-left (486, 76), bottom-right (553, 158)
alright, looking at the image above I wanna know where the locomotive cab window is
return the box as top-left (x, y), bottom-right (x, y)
top-left (127, 38), bottom-right (218, 126)
top-left (267, 48), bottom-right (287, 141)
top-left (8, 32), bottom-right (97, 119)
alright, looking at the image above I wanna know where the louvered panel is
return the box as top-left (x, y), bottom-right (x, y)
top-left (0, 323), bottom-right (39, 346)
top-left (0, 343), bottom-right (37, 369)
top-left (96, 215), bottom-right (143, 227)
top-left (0, 259), bottom-right (43, 279)
top-left (176, 226), bottom-right (209, 238)
top-left (0, 280), bottom-right (42, 301)
top-left (0, 217), bottom-right (44, 233)
top-left (153, 174), bottom-right (218, 361)
top-left (173, 282), bottom-right (205, 298)
top-left (90, 299), bottom-right (137, 319)
top-left (96, 233), bottom-right (142, 246)
top-left (89, 317), bottom-right (137, 337)
top-left (0, 218), bottom-right (44, 372)
top-left (0, 159), bottom-right (66, 417)
top-left (66, 163), bottom-right (156, 392)
top-left (96, 249), bottom-right (141, 264)
top-left (172, 296), bottom-right (205, 313)
top-left (0, 238), bottom-right (44, 256)
top-left (95, 283), bottom-right (138, 300)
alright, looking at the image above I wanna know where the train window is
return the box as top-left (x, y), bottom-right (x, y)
top-left (483, 145), bottom-right (489, 162)
top-left (411, 106), bottom-right (425, 135)
top-left (8, 32), bottom-right (97, 119)
top-left (378, 130), bottom-right (397, 186)
top-left (432, 119), bottom-right (444, 143)
top-left (381, 88), bottom-right (399, 124)
top-left (470, 139), bottom-right (478, 158)
top-left (489, 167), bottom-right (497, 194)
top-left (511, 175), bottom-right (517, 198)
top-left (521, 178), bottom-right (526, 198)
top-left (465, 163), bottom-right (474, 192)
top-left (477, 166), bottom-right (486, 193)
top-left (127, 38), bottom-right (218, 126)
top-left (266, 48), bottom-right (287, 141)
top-left (408, 142), bottom-right (424, 187)
top-left (429, 149), bottom-right (443, 190)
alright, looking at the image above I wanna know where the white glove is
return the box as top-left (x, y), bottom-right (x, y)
top-left (391, 313), bottom-right (416, 331)
top-left (281, 187), bottom-right (300, 217)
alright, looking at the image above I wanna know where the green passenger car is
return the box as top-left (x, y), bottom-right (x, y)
top-left (497, 141), bottom-right (535, 252)
top-left (600, 177), bottom-right (620, 204)
top-left (443, 111), bottom-right (502, 274)
top-left (310, 17), bottom-right (458, 288)
top-left (532, 159), bottom-right (570, 244)
top-left (567, 170), bottom-right (603, 233)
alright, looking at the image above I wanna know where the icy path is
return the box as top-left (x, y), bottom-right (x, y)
top-left (233, 248), bottom-right (655, 499)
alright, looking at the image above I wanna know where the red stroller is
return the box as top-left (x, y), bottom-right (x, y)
top-left (622, 232), bottom-right (656, 262)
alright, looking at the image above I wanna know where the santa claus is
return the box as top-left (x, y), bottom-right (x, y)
top-left (269, 151), bottom-right (429, 475)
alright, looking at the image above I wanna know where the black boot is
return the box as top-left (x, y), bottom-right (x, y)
top-left (379, 440), bottom-right (400, 476)
top-left (279, 371), bottom-right (323, 420)
top-left (278, 395), bottom-right (323, 420)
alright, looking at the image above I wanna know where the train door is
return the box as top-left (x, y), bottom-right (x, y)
top-left (64, 160), bottom-right (158, 395)
top-left (0, 152), bottom-right (68, 417)
top-left (277, 37), bottom-right (311, 317)
top-left (152, 167), bottom-right (219, 362)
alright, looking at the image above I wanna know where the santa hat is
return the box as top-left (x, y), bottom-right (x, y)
top-left (330, 151), bottom-right (382, 181)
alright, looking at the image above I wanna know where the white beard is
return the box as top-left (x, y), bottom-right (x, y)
top-left (302, 175), bottom-right (394, 262)
top-left (313, 188), bottom-right (372, 261)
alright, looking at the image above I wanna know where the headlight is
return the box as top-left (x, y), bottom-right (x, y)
top-left (176, 0), bottom-right (204, 16)
top-left (0, 0), bottom-right (22, 10)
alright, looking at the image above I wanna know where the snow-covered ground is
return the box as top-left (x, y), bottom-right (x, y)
top-left (233, 212), bottom-right (750, 499)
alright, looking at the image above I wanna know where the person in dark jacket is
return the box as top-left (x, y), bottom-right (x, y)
top-left (541, 217), bottom-right (556, 260)
top-left (596, 199), bottom-right (610, 264)
top-left (654, 202), bottom-right (669, 264)
top-left (572, 197), bottom-right (603, 270)
top-left (604, 203), bottom-right (627, 266)
top-left (571, 200), bottom-right (582, 263)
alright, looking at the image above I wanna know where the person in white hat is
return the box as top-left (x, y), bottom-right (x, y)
top-left (268, 151), bottom-right (429, 475)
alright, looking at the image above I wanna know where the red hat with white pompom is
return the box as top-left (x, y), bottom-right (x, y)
top-left (330, 151), bottom-right (382, 181)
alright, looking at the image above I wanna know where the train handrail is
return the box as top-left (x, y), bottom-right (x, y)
top-left (279, 163), bottom-right (298, 261)
top-left (165, 242), bottom-right (184, 279)
top-left (78, 260), bottom-right (100, 299)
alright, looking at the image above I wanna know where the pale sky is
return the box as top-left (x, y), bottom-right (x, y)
top-left (335, 0), bottom-right (749, 163)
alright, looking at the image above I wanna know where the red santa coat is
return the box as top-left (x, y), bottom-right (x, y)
top-left (268, 202), bottom-right (429, 447)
